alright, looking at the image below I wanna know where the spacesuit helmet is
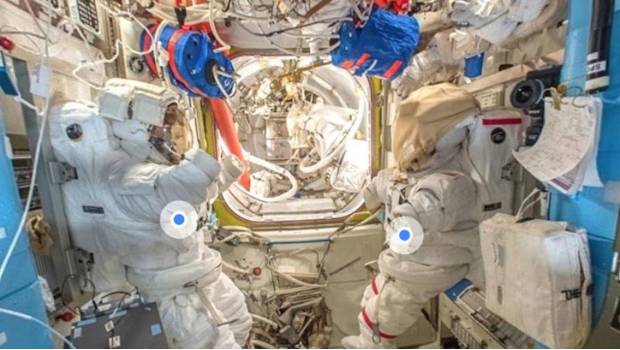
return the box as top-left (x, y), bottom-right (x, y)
top-left (148, 102), bottom-right (193, 164)
top-left (392, 82), bottom-right (480, 172)
top-left (98, 79), bottom-right (192, 165)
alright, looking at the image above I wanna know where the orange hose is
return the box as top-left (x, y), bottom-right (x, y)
top-left (209, 99), bottom-right (251, 190)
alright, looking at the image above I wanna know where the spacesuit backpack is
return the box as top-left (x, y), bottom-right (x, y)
top-left (466, 110), bottom-right (522, 220)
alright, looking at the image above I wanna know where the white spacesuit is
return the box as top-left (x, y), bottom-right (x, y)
top-left (395, 0), bottom-right (553, 97)
top-left (342, 83), bottom-right (498, 348)
top-left (49, 80), bottom-right (252, 348)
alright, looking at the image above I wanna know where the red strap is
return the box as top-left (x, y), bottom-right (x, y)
top-left (371, 277), bottom-right (379, 295)
top-left (341, 60), bottom-right (355, 70)
top-left (142, 25), bottom-right (159, 78)
top-left (355, 53), bottom-right (371, 67)
top-left (361, 308), bottom-right (397, 339)
top-left (383, 60), bottom-right (403, 79)
top-left (482, 118), bottom-right (522, 126)
top-left (167, 29), bottom-right (209, 97)
top-left (374, 0), bottom-right (390, 7)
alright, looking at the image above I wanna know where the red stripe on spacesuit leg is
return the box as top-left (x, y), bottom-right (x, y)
top-left (361, 307), bottom-right (398, 339)
top-left (371, 277), bottom-right (379, 295)
top-left (482, 118), bottom-right (522, 126)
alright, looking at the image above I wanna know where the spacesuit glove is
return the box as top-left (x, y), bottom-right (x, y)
top-left (218, 155), bottom-right (244, 190)
top-left (206, 155), bottom-right (245, 201)
top-left (363, 169), bottom-right (394, 212)
top-left (184, 149), bottom-right (222, 181)
top-left (392, 65), bottom-right (422, 99)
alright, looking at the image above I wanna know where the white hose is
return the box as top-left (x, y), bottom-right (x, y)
top-left (251, 339), bottom-right (277, 349)
top-left (209, 2), bottom-right (232, 52)
top-left (222, 260), bottom-right (251, 275)
top-left (268, 268), bottom-right (326, 289)
top-left (250, 313), bottom-right (279, 329)
top-left (231, 153), bottom-right (299, 203)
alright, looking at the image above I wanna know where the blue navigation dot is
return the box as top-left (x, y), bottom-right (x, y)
top-left (173, 214), bottom-right (185, 225)
top-left (399, 229), bottom-right (411, 241)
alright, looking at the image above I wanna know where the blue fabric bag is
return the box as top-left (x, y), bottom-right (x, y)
top-left (331, 8), bottom-right (420, 80)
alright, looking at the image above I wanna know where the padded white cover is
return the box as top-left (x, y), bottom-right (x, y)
top-left (480, 213), bottom-right (592, 348)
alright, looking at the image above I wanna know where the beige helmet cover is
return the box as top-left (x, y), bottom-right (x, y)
top-left (392, 83), bottom-right (480, 171)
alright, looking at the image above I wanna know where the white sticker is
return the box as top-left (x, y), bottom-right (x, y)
top-left (104, 321), bottom-right (115, 332)
top-left (30, 65), bottom-right (52, 98)
top-left (587, 60), bottom-right (607, 75)
top-left (4, 136), bottom-right (13, 160)
top-left (98, 303), bottom-right (112, 312)
top-left (0, 227), bottom-right (6, 240)
top-left (108, 335), bottom-right (121, 348)
top-left (587, 51), bottom-right (600, 62)
top-left (0, 332), bottom-right (7, 346)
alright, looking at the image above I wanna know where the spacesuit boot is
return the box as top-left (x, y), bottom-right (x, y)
top-left (342, 83), bottom-right (488, 348)
top-left (341, 319), bottom-right (393, 348)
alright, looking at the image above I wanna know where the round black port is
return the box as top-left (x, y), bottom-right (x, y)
top-left (66, 123), bottom-right (83, 140)
top-left (510, 79), bottom-right (544, 109)
top-left (128, 55), bottom-right (145, 73)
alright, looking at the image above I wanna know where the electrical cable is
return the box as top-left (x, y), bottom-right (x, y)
top-left (515, 188), bottom-right (544, 221)
top-left (212, 64), bottom-right (236, 100)
top-left (243, 21), bottom-right (341, 57)
top-left (237, 16), bottom-right (352, 37)
top-left (98, 291), bottom-right (132, 303)
top-left (0, 7), bottom-right (78, 347)
top-left (0, 30), bottom-right (47, 40)
top-left (315, 208), bottom-right (383, 284)
top-left (72, 2), bottom-right (156, 90)
top-left (23, 0), bottom-right (46, 37)
top-left (59, 274), bottom-right (96, 316)
top-left (209, 1), bottom-right (232, 52)
top-left (1, 25), bottom-right (45, 57)
top-left (0, 307), bottom-right (76, 349)
top-left (0, 0), bottom-right (54, 284)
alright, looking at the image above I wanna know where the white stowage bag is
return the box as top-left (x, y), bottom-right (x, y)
top-left (479, 213), bottom-right (592, 348)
